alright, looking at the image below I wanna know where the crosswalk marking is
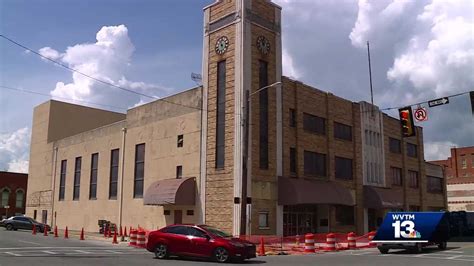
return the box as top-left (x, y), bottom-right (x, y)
top-left (42, 251), bottom-right (57, 254)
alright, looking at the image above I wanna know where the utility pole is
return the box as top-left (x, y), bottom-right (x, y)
top-left (367, 41), bottom-right (375, 116)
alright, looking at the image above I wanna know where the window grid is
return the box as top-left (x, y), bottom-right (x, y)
top-left (89, 153), bottom-right (98, 200)
top-left (408, 170), bottom-right (419, 188)
top-left (215, 60), bottom-right (226, 169)
top-left (303, 113), bottom-right (326, 135)
top-left (134, 144), bottom-right (145, 198)
top-left (335, 156), bottom-right (353, 180)
top-left (304, 151), bottom-right (327, 177)
top-left (391, 167), bottom-right (402, 186)
top-left (109, 149), bottom-right (119, 199)
top-left (73, 157), bottom-right (81, 200)
top-left (334, 122), bottom-right (352, 141)
top-left (59, 160), bottom-right (67, 201)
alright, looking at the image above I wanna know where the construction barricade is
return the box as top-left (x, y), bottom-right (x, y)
top-left (129, 229), bottom-right (137, 246)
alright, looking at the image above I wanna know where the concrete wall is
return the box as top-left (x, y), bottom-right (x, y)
top-left (27, 89), bottom-right (202, 232)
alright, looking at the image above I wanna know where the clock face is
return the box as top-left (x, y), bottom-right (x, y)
top-left (257, 36), bottom-right (270, 55)
top-left (215, 36), bottom-right (229, 55)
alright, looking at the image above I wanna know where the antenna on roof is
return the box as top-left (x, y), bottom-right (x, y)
top-left (191, 73), bottom-right (202, 86)
top-left (366, 41), bottom-right (376, 116)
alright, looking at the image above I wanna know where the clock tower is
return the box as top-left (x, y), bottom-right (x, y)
top-left (200, 0), bottom-right (282, 235)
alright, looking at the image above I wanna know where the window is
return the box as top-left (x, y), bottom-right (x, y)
top-left (289, 108), bottom-right (296, 127)
top-left (176, 165), bottom-right (183, 179)
top-left (391, 167), bottom-right (402, 186)
top-left (290, 147), bottom-right (297, 174)
top-left (89, 153), bottom-right (98, 200)
top-left (258, 212), bottom-right (269, 228)
top-left (334, 122), bottom-right (352, 141)
top-left (335, 206), bottom-right (354, 225)
top-left (215, 60), bottom-right (226, 169)
top-left (408, 170), bottom-right (419, 188)
top-left (187, 227), bottom-right (207, 238)
top-left (73, 157), bottom-right (81, 200)
top-left (15, 189), bottom-right (24, 208)
top-left (134, 144), bottom-right (145, 198)
top-left (427, 176), bottom-right (443, 193)
top-left (59, 160), bottom-right (67, 201)
top-left (303, 113), bottom-right (325, 135)
top-left (177, 135), bottom-right (183, 148)
top-left (389, 138), bottom-right (401, 153)
top-left (109, 149), bottom-right (119, 199)
top-left (407, 143), bottom-right (417, 158)
top-left (163, 210), bottom-right (171, 215)
top-left (462, 159), bottom-right (467, 169)
top-left (1, 188), bottom-right (10, 207)
top-left (162, 226), bottom-right (188, 235)
top-left (33, 210), bottom-right (37, 220)
top-left (335, 157), bottom-right (353, 180)
top-left (259, 60), bottom-right (269, 169)
top-left (304, 151), bottom-right (326, 177)
top-left (186, 210), bottom-right (194, 216)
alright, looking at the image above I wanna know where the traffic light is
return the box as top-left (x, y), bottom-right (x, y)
top-left (399, 107), bottom-right (416, 137)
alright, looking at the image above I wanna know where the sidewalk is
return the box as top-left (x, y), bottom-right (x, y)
top-left (54, 229), bottom-right (131, 246)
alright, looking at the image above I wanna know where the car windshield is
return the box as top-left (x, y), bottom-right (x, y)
top-left (201, 226), bottom-right (232, 238)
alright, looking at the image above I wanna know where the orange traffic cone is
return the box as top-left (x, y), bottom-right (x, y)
top-left (112, 229), bottom-right (118, 244)
top-left (43, 226), bottom-right (48, 236)
top-left (54, 226), bottom-right (58, 237)
top-left (32, 224), bottom-right (37, 235)
top-left (80, 228), bottom-right (85, 240)
top-left (258, 237), bottom-right (266, 256)
top-left (64, 226), bottom-right (69, 239)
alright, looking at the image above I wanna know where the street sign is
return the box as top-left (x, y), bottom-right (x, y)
top-left (428, 97), bottom-right (449, 107)
top-left (414, 107), bottom-right (428, 122)
top-left (4, 206), bottom-right (9, 209)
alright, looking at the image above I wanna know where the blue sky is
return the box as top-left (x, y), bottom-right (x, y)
top-left (1, 0), bottom-right (473, 172)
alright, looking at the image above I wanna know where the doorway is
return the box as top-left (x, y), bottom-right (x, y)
top-left (41, 210), bottom-right (48, 224)
top-left (174, 210), bottom-right (182, 224)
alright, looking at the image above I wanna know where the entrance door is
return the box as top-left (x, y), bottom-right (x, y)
top-left (174, 210), bottom-right (183, 224)
top-left (41, 210), bottom-right (48, 224)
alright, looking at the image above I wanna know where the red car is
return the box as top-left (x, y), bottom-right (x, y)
top-left (146, 224), bottom-right (256, 263)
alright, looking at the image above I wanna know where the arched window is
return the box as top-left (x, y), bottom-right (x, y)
top-left (1, 188), bottom-right (10, 207)
top-left (16, 189), bottom-right (24, 208)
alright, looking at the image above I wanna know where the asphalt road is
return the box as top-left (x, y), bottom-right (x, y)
top-left (1, 229), bottom-right (474, 266)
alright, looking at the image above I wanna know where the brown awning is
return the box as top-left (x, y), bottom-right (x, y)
top-left (363, 186), bottom-right (403, 209)
top-left (278, 177), bottom-right (355, 206)
top-left (144, 177), bottom-right (196, 206)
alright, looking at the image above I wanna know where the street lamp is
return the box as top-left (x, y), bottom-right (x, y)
top-left (242, 81), bottom-right (282, 235)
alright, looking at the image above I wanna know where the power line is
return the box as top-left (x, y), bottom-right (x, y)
top-left (380, 90), bottom-right (472, 111)
top-left (0, 34), bottom-right (203, 111)
top-left (0, 85), bottom-right (128, 111)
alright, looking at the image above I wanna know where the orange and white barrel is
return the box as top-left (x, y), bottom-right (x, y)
top-left (304, 233), bottom-right (315, 253)
top-left (136, 230), bottom-right (146, 248)
top-left (347, 232), bottom-right (356, 249)
top-left (324, 233), bottom-right (336, 251)
top-left (129, 229), bottom-right (137, 246)
top-left (368, 231), bottom-right (376, 247)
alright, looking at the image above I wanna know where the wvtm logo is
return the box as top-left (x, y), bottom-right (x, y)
top-left (391, 214), bottom-right (421, 239)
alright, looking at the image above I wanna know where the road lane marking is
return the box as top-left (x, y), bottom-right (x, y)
top-left (441, 250), bottom-right (464, 253)
top-left (18, 240), bottom-right (41, 246)
top-left (104, 250), bottom-right (123, 254)
top-left (75, 250), bottom-right (92, 254)
top-left (43, 251), bottom-right (57, 254)
top-left (4, 252), bottom-right (21, 257)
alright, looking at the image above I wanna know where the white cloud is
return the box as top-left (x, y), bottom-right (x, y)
top-left (38, 46), bottom-right (63, 61)
top-left (282, 49), bottom-right (300, 79)
top-left (424, 141), bottom-right (457, 161)
top-left (0, 127), bottom-right (30, 173)
top-left (39, 25), bottom-right (167, 109)
top-left (387, 0), bottom-right (474, 99)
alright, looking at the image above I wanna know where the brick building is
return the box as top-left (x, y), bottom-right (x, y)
top-left (430, 146), bottom-right (474, 210)
top-left (26, 0), bottom-right (446, 236)
top-left (1, 171), bottom-right (28, 219)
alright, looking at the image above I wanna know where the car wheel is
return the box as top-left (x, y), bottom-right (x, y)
top-left (5, 224), bottom-right (13, 231)
top-left (214, 247), bottom-right (230, 263)
top-left (438, 242), bottom-right (447, 250)
top-left (378, 247), bottom-right (389, 254)
top-left (154, 244), bottom-right (168, 259)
